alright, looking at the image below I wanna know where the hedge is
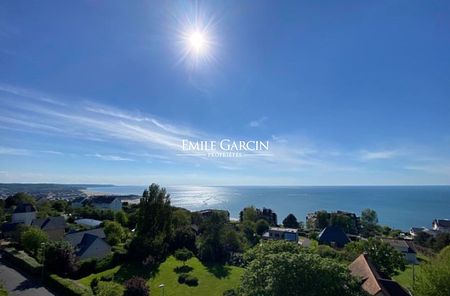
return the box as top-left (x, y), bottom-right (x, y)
top-left (45, 274), bottom-right (93, 296)
top-left (1, 247), bottom-right (42, 275)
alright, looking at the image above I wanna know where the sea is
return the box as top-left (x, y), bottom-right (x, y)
top-left (85, 185), bottom-right (450, 231)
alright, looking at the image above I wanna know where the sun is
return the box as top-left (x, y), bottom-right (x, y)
top-left (172, 5), bottom-right (218, 68)
top-left (189, 31), bottom-right (207, 53)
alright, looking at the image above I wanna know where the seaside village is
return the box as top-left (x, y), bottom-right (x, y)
top-left (1, 187), bottom-right (450, 296)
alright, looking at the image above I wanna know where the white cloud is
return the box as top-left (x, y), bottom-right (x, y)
top-left (360, 150), bottom-right (398, 160)
top-left (87, 153), bottom-right (134, 162)
top-left (249, 116), bottom-right (267, 128)
top-left (0, 146), bottom-right (30, 156)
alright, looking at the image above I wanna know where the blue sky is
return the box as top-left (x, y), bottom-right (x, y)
top-left (0, 1), bottom-right (449, 185)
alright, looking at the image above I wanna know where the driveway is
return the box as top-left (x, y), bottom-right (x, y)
top-left (0, 254), bottom-right (55, 296)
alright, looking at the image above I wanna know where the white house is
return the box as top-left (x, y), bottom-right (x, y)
top-left (432, 219), bottom-right (450, 232)
top-left (262, 227), bottom-right (299, 242)
top-left (12, 203), bottom-right (37, 225)
top-left (90, 196), bottom-right (122, 212)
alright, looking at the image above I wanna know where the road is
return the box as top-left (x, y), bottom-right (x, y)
top-left (0, 254), bottom-right (55, 296)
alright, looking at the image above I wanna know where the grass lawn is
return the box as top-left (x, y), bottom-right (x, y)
top-left (393, 253), bottom-right (429, 291)
top-left (78, 256), bottom-right (244, 296)
top-left (393, 264), bottom-right (422, 291)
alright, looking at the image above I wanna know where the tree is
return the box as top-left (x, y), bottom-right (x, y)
top-left (255, 219), bottom-right (269, 235)
top-left (5, 192), bottom-right (35, 208)
top-left (95, 281), bottom-right (124, 296)
top-left (361, 208), bottom-right (378, 226)
top-left (282, 214), bottom-right (299, 228)
top-left (104, 220), bottom-right (125, 246)
top-left (344, 238), bottom-right (405, 277)
top-left (197, 212), bottom-right (228, 263)
top-left (415, 245), bottom-right (450, 296)
top-left (174, 248), bottom-right (193, 266)
top-left (171, 226), bottom-right (196, 252)
top-left (316, 210), bottom-right (330, 229)
top-left (43, 240), bottom-right (78, 277)
top-left (433, 232), bottom-right (450, 252)
top-left (240, 241), bottom-right (365, 296)
top-left (21, 227), bottom-right (48, 256)
top-left (240, 206), bottom-right (259, 223)
top-left (124, 277), bottom-right (149, 296)
top-left (131, 183), bottom-right (173, 260)
top-left (172, 208), bottom-right (191, 229)
top-left (114, 210), bottom-right (129, 227)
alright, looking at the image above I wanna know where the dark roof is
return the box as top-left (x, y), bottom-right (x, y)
top-left (434, 219), bottom-right (450, 228)
top-left (318, 226), bottom-right (350, 247)
top-left (349, 254), bottom-right (410, 296)
top-left (90, 196), bottom-right (119, 204)
top-left (382, 238), bottom-right (416, 254)
top-left (410, 227), bottom-right (425, 233)
top-left (65, 228), bottom-right (106, 247)
top-left (32, 216), bottom-right (66, 230)
top-left (76, 233), bottom-right (111, 259)
top-left (13, 203), bottom-right (36, 214)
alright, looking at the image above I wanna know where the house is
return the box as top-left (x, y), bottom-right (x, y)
top-left (11, 203), bottom-right (37, 225)
top-left (410, 227), bottom-right (438, 238)
top-left (381, 238), bottom-right (417, 264)
top-left (71, 196), bottom-right (87, 208)
top-left (75, 233), bottom-right (111, 260)
top-left (262, 227), bottom-right (299, 242)
top-left (318, 226), bottom-right (350, 248)
top-left (64, 228), bottom-right (110, 260)
top-left (75, 218), bottom-right (102, 228)
top-left (32, 216), bottom-right (66, 240)
top-left (409, 227), bottom-right (426, 237)
top-left (90, 196), bottom-right (122, 212)
top-left (349, 253), bottom-right (410, 296)
top-left (432, 219), bottom-right (450, 232)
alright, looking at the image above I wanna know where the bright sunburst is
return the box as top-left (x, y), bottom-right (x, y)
top-left (172, 4), bottom-right (218, 68)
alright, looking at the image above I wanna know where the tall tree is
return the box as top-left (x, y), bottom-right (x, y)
top-left (282, 214), bottom-right (300, 228)
top-left (132, 183), bottom-right (172, 259)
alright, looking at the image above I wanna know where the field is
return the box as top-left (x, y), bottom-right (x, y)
top-left (79, 256), bottom-right (244, 296)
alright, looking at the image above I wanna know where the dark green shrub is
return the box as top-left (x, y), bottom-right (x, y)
top-left (178, 273), bottom-right (188, 284)
top-left (90, 278), bottom-right (99, 291)
top-left (184, 275), bottom-right (199, 286)
top-left (45, 273), bottom-right (93, 296)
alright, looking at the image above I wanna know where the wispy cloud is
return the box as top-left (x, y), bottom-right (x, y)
top-left (87, 153), bottom-right (134, 162)
top-left (0, 146), bottom-right (30, 156)
top-left (249, 116), bottom-right (267, 128)
top-left (360, 150), bottom-right (398, 160)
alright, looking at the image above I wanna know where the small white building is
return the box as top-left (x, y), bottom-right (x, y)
top-left (432, 219), bottom-right (450, 232)
top-left (90, 196), bottom-right (122, 212)
top-left (262, 227), bottom-right (299, 242)
top-left (12, 203), bottom-right (37, 225)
